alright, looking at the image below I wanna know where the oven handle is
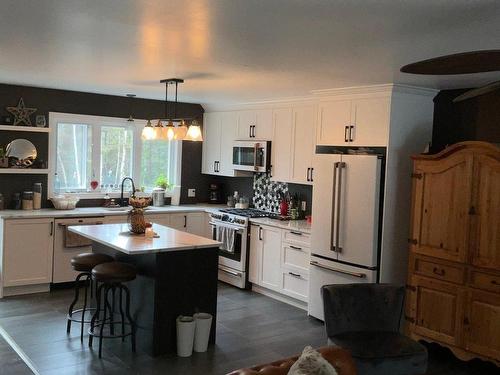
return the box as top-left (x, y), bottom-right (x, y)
top-left (209, 221), bottom-right (245, 233)
top-left (310, 260), bottom-right (366, 278)
top-left (219, 267), bottom-right (242, 278)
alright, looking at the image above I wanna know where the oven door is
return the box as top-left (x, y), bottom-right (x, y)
top-left (232, 141), bottom-right (268, 172)
top-left (211, 221), bottom-right (247, 272)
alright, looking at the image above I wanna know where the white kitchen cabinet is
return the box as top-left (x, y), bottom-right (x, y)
top-left (290, 105), bottom-right (317, 185)
top-left (316, 96), bottom-right (390, 147)
top-left (2, 218), bottom-right (54, 287)
top-left (282, 270), bottom-right (309, 302)
top-left (105, 215), bottom-right (127, 224)
top-left (219, 112), bottom-right (239, 176)
top-left (270, 107), bottom-right (293, 182)
top-left (148, 214), bottom-right (171, 227)
top-left (237, 109), bottom-right (273, 140)
top-left (202, 112), bottom-right (222, 174)
top-left (260, 225), bottom-right (283, 291)
top-left (169, 212), bottom-right (205, 236)
top-left (249, 224), bottom-right (262, 284)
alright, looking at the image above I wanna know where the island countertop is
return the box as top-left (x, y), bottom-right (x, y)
top-left (69, 223), bottom-right (221, 255)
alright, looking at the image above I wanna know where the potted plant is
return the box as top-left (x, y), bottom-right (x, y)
top-left (155, 173), bottom-right (171, 190)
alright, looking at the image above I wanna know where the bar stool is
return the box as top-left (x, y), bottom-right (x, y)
top-left (67, 253), bottom-right (114, 341)
top-left (89, 261), bottom-right (137, 358)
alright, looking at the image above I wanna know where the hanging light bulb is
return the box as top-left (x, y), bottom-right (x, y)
top-left (185, 119), bottom-right (203, 141)
top-left (165, 120), bottom-right (176, 141)
top-left (174, 119), bottom-right (188, 140)
top-left (153, 120), bottom-right (165, 140)
top-left (141, 120), bottom-right (155, 140)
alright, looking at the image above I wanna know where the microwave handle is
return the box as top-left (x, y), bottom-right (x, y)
top-left (253, 143), bottom-right (258, 171)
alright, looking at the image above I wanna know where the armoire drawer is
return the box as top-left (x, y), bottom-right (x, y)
top-left (469, 270), bottom-right (500, 294)
top-left (413, 256), bottom-right (465, 285)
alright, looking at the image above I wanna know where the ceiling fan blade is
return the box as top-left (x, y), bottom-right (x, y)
top-left (401, 50), bottom-right (500, 75)
top-left (452, 80), bottom-right (500, 102)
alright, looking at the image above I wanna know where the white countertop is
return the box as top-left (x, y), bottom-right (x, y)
top-left (69, 223), bottom-right (221, 255)
top-left (0, 204), bottom-right (225, 219)
top-left (249, 217), bottom-right (311, 234)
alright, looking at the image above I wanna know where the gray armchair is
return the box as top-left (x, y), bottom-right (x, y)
top-left (322, 284), bottom-right (427, 375)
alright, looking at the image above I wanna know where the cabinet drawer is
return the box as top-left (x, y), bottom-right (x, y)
top-left (283, 230), bottom-right (311, 247)
top-left (282, 270), bottom-right (308, 302)
top-left (282, 244), bottom-right (309, 273)
top-left (413, 256), bottom-right (465, 284)
top-left (469, 270), bottom-right (500, 294)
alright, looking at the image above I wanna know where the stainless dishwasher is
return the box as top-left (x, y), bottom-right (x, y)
top-left (52, 217), bottom-right (105, 283)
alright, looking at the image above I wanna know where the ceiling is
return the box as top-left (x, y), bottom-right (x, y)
top-left (0, 0), bottom-right (499, 106)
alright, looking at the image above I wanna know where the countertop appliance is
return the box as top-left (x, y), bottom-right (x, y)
top-left (232, 140), bottom-right (271, 173)
top-left (210, 208), bottom-right (273, 289)
top-left (208, 183), bottom-right (224, 204)
top-left (53, 216), bottom-right (105, 283)
top-left (308, 147), bottom-right (385, 320)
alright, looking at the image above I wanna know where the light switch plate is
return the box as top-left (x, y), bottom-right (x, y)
top-left (188, 188), bottom-right (196, 197)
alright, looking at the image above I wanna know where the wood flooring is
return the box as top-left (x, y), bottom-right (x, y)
top-left (0, 283), bottom-right (498, 374)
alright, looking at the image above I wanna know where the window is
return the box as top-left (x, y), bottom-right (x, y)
top-left (49, 113), bottom-right (181, 198)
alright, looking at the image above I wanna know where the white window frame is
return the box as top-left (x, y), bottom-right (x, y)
top-left (48, 112), bottom-right (182, 202)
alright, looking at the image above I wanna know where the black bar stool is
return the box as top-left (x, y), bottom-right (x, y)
top-left (89, 261), bottom-right (137, 358)
top-left (67, 253), bottom-right (114, 341)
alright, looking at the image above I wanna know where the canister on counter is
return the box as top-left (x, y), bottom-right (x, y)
top-left (33, 183), bottom-right (42, 210)
top-left (22, 191), bottom-right (34, 210)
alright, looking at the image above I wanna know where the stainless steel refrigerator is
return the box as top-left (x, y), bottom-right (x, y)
top-left (308, 148), bottom-right (384, 320)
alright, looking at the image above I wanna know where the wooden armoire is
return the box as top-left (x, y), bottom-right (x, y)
top-left (406, 141), bottom-right (500, 365)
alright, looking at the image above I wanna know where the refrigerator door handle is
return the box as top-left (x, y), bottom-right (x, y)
top-left (310, 260), bottom-right (366, 278)
top-left (334, 162), bottom-right (346, 253)
top-left (330, 162), bottom-right (339, 252)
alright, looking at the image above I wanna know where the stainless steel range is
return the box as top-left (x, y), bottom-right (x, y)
top-left (210, 208), bottom-right (271, 289)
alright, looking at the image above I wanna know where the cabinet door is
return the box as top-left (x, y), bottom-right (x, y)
top-left (237, 110), bottom-right (256, 140)
top-left (255, 109), bottom-right (273, 140)
top-left (185, 212), bottom-right (205, 237)
top-left (270, 107), bottom-right (293, 182)
top-left (317, 100), bottom-right (351, 146)
top-left (471, 154), bottom-right (500, 269)
top-left (219, 111), bottom-right (239, 176)
top-left (409, 275), bottom-right (464, 346)
top-left (202, 112), bottom-right (221, 175)
top-left (290, 105), bottom-right (316, 185)
top-left (411, 153), bottom-right (473, 263)
top-left (169, 213), bottom-right (187, 231)
top-left (249, 224), bottom-right (262, 284)
top-left (350, 97), bottom-right (390, 146)
top-left (260, 225), bottom-right (282, 291)
top-left (105, 215), bottom-right (127, 224)
top-left (3, 219), bottom-right (54, 287)
top-left (148, 214), bottom-right (170, 227)
top-left (464, 289), bottom-right (500, 359)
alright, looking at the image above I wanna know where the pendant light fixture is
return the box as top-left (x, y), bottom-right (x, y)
top-left (142, 78), bottom-right (203, 141)
top-left (126, 94), bottom-right (136, 122)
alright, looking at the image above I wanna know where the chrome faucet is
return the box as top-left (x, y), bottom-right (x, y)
top-left (120, 177), bottom-right (136, 206)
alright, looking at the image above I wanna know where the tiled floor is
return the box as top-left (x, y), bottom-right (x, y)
top-left (0, 283), bottom-right (498, 375)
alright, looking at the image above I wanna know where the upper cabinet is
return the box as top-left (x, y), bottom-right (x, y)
top-left (237, 109), bottom-right (273, 140)
top-left (289, 105), bottom-right (317, 185)
top-left (317, 96), bottom-right (390, 147)
top-left (202, 111), bottom-right (239, 177)
top-left (270, 107), bottom-right (293, 182)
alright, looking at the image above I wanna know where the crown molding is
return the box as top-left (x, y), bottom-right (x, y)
top-left (311, 83), bottom-right (438, 97)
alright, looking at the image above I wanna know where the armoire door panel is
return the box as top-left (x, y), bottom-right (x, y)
top-left (470, 154), bottom-right (500, 269)
top-left (414, 154), bottom-right (473, 262)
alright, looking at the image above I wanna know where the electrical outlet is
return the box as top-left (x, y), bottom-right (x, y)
top-left (188, 188), bottom-right (196, 198)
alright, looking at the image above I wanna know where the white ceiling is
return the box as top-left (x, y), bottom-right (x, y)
top-left (0, 0), bottom-right (499, 106)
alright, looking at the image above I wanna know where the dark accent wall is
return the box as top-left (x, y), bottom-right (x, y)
top-left (0, 83), bottom-right (204, 207)
top-left (431, 88), bottom-right (500, 153)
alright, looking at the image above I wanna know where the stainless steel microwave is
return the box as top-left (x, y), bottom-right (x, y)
top-left (232, 141), bottom-right (271, 172)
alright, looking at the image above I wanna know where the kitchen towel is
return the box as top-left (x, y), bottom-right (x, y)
top-left (216, 226), bottom-right (235, 253)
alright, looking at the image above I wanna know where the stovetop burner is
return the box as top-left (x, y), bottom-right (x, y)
top-left (219, 208), bottom-right (271, 218)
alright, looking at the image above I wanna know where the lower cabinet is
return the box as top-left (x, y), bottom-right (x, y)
top-left (2, 218), bottom-right (54, 287)
top-left (249, 223), bottom-right (311, 303)
top-left (169, 212), bottom-right (205, 236)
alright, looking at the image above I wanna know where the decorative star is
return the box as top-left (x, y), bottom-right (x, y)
top-left (6, 98), bottom-right (37, 126)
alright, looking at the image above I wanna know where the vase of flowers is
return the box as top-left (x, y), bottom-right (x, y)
top-left (127, 196), bottom-right (151, 234)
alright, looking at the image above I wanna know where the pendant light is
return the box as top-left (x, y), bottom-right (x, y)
top-left (126, 94), bottom-right (136, 122)
top-left (185, 119), bottom-right (203, 141)
top-left (141, 119), bottom-right (155, 140)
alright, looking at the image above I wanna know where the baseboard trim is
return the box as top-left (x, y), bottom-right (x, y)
top-left (251, 284), bottom-right (308, 311)
top-left (2, 284), bottom-right (50, 297)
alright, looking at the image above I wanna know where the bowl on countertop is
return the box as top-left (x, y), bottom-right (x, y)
top-left (50, 195), bottom-right (80, 210)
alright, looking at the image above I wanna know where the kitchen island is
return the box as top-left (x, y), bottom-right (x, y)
top-left (69, 223), bottom-right (221, 356)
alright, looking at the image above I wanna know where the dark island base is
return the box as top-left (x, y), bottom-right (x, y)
top-left (92, 242), bottom-right (219, 357)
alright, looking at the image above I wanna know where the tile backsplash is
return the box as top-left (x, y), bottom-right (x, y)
top-left (252, 173), bottom-right (288, 213)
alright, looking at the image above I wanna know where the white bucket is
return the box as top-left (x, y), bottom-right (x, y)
top-left (193, 313), bottom-right (213, 352)
top-left (176, 315), bottom-right (196, 357)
